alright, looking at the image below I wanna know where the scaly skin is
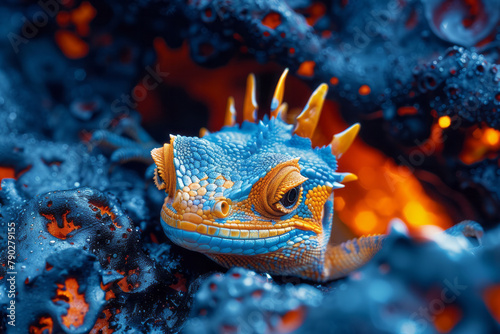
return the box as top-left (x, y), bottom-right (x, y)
top-left (151, 70), bottom-right (385, 281)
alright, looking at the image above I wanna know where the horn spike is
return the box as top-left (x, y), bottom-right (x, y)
top-left (243, 74), bottom-right (258, 122)
top-left (270, 68), bottom-right (289, 118)
top-left (199, 127), bottom-right (210, 137)
top-left (331, 123), bottom-right (360, 158)
top-left (293, 83), bottom-right (329, 138)
top-left (339, 173), bottom-right (358, 183)
top-left (224, 96), bottom-right (236, 127)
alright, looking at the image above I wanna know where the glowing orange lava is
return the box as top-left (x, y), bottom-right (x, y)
top-left (29, 316), bottom-right (53, 334)
top-left (0, 166), bottom-right (15, 190)
top-left (460, 125), bottom-right (500, 164)
top-left (483, 284), bottom-right (500, 323)
top-left (89, 309), bottom-right (114, 334)
top-left (42, 211), bottom-right (81, 239)
top-left (315, 99), bottom-right (453, 235)
top-left (52, 278), bottom-right (89, 328)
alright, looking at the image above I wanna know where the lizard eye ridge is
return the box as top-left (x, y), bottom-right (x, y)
top-left (249, 159), bottom-right (307, 218)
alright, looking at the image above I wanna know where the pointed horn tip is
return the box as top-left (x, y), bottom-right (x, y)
top-left (247, 73), bottom-right (256, 87)
top-left (341, 173), bottom-right (358, 183)
top-left (317, 83), bottom-right (329, 95)
top-left (351, 122), bottom-right (361, 133)
top-left (199, 127), bottom-right (210, 137)
top-left (243, 73), bottom-right (258, 123)
top-left (270, 69), bottom-right (290, 117)
top-left (331, 123), bottom-right (361, 157)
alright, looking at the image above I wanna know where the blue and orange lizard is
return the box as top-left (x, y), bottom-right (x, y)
top-left (151, 70), bottom-right (386, 281)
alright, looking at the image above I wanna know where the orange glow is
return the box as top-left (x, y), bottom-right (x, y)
top-left (262, 12), bottom-right (281, 29)
top-left (433, 305), bottom-right (462, 333)
top-left (330, 77), bottom-right (339, 85)
top-left (304, 3), bottom-right (326, 26)
top-left (0, 166), bottom-right (15, 190)
top-left (278, 306), bottom-right (305, 332)
top-left (117, 268), bottom-right (140, 292)
top-left (42, 211), bottom-right (81, 239)
top-left (90, 309), bottom-right (114, 334)
top-left (52, 278), bottom-right (89, 328)
top-left (358, 85), bottom-right (371, 95)
top-left (460, 125), bottom-right (500, 164)
top-left (314, 99), bottom-right (452, 235)
top-left (438, 116), bottom-right (451, 128)
top-left (483, 128), bottom-right (500, 146)
top-left (89, 201), bottom-right (120, 229)
top-left (403, 201), bottom-right (429, 227)
top-left (297, 61), bottom-right (315, 77)
top-left (397, 106), bottom-right (418, 116)
top-left (101, 282), bottom-right (116, 301)
top-left (71, 1), bottom-right (97, 36)
top-left (484, 285), bottom-right (500, 323)
top-left (29, 316), bottom-right (54, 334)
top-left (334, 196), bottom-right (345, 211)
top-left (55, 31), bottom-right (89, 59)
top-left (354, 211), bottom-right (377, 233)
top-left (153, 40), bottom-right (281, 129)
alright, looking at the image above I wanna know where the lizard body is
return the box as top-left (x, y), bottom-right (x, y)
top-left (151, 70), bottom-right (384, 281)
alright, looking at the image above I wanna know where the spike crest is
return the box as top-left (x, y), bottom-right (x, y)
top-left (270, 68), bottom-right (289, 118)
top-left (294, 83), bottom-right (329, 138)
top-left (330, 123), bottom-right (360, 158)
top-left (243, 74), bottom-right (258, 122)
top-left (224, 96), bottom-right (236, 127)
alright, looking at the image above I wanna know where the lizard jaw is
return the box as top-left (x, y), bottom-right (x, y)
top-left (160, 200), bottom-right (318, 255)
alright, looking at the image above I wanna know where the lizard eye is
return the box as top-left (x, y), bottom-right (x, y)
top-left (279, 185), bottom-right (300, 209)
top-left (250, 159), bottom-right (307, 218)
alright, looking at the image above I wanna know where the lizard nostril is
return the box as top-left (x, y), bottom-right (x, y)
top-left (213, 200), bottom-right (230, 218)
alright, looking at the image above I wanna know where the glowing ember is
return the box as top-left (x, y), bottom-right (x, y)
top-left (277, 306), bottom-right (305, 332)
top-left (52, 278), bottom-right (89, 328)
top-left (358, 85), bottom-right (371, 96)
top-left (29, 316), bottom-right (54, 334)
top-left (0, 166), bottom-right (15, 190)
top-left (297, 61), bottom-right (316, 77)
top-left (55, 31), bottom-right (89, 59)
top-left (42, 211), bottom-right (81, 240)
top-left (433, 305), bottom-right (462, 333)
top-left (483, 284), bottom-right (500, 323)
top-left (438, 115), bottom-right (451, 128)
top-left (90, 309), bottom-right (114, 334)
top-left (460, 125), bottom-right (500, 164)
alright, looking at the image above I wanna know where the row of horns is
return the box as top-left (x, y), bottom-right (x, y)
top-left (202, 69), bottom-right (360, 160)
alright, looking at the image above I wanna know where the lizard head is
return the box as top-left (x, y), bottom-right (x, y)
top-left (152, 70), bottom-right (359, 275)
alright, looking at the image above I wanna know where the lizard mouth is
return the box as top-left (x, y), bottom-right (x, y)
top-left (160, 200), bottom-right (319, 255)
